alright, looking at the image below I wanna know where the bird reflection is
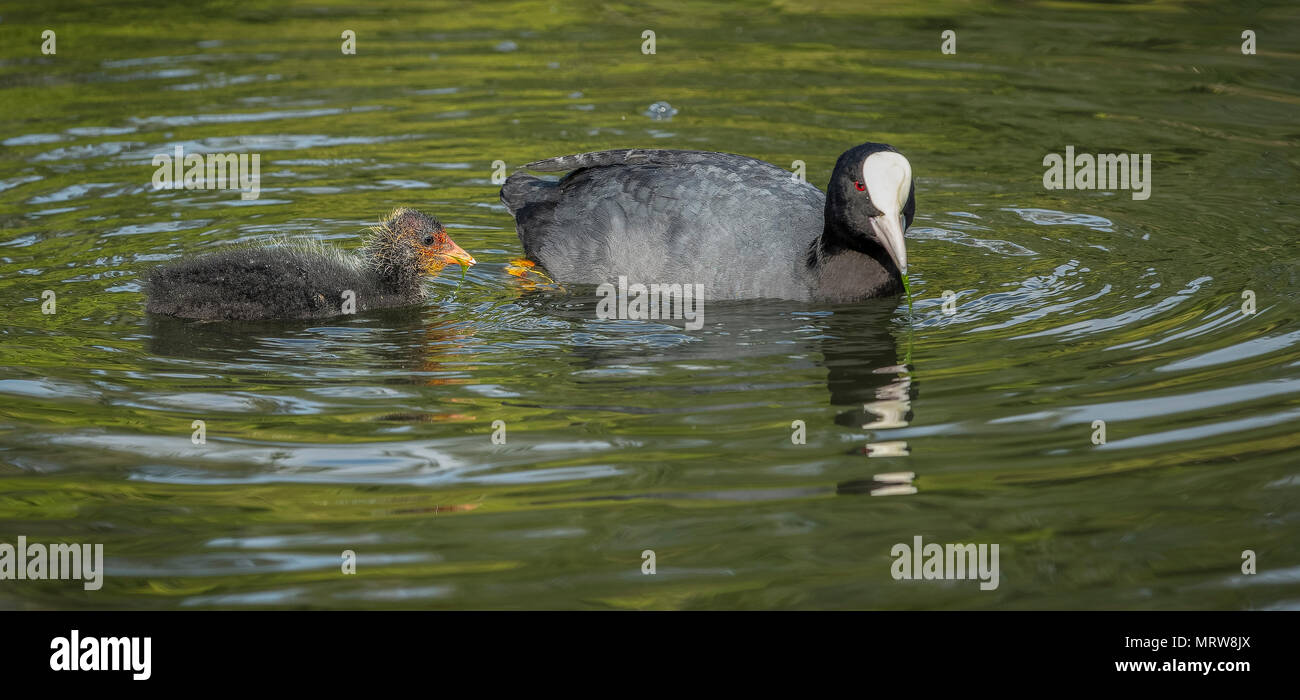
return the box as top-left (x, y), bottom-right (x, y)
top-left (818, 300), bottom-right (917, 494)
top-left (144, 305), bottom-right (480, 425)
top-left (144, 285), bottom-right (919, 499)
top-left (516, 289), bottom-right (918, 498)
top-left (143, 305), bottom-right (429, 360)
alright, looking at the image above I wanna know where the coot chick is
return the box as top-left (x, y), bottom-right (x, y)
top-left (144, 208), bottom-right (476, 321)
top-left (500, 143), bottom-right (915, 302)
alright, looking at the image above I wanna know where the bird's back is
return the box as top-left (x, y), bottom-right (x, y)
top-left (144, 244), bottom-right (388, 321)
top-left (503, 149), bottom-right (826, 301)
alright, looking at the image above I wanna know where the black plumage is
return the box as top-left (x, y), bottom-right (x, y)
top-left (500, 143), bottom-right (916, 302)
top-left (143, 208), bottom-right (475, 321)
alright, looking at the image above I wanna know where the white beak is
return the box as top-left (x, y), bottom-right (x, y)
top-left (870, 213), bottom-right (908, 276)
top-left (862, 151), bottom-right (912, 275)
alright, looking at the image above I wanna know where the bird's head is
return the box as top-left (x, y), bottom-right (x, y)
top-left (365, 208), bottom-right (476, 282)
top-left (824, 143), bottom-right (915, 278)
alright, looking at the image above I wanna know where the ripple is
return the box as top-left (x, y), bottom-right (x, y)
top-left (27, 182), bottom-right (129, 205)
top-left (0, 175), bottom-right (42, 192)
top-left (0, 378), bottom-right (99, 400)
top-left (909, 225), bottom-right (1038, 256)
top-left (1012, 276), bottom-right (1212, 340)
top-left (129, 106), bottom-right (380, 127)
top-left (31, 141), bottom-right (146, 162)
top-left (1159, 328), bottom-right (1300, 372)
top-left (3, 133), bottom-right (64, 146)
top-left (1005, 207), bottom-right (1114, 231)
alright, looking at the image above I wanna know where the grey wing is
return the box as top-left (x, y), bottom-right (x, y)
top-left (525, 154), bottom-right (825, 301)
top-left (523, 148), bottom-right (775, 173)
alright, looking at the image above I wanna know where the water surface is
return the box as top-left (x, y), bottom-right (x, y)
top-left (1, 0), bottom-right (1298, 609)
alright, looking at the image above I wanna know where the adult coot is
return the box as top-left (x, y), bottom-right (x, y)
top-left (500, 143), bottom-right (914, 302)
top-left (144, 208), bottom-right (476, 321)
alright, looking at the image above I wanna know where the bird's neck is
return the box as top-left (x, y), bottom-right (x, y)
top-left (368, 256), bottom-right (427, 299)
top-left (805, 220), bottom-right (901, 302)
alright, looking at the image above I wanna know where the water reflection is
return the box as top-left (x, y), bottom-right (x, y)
top-left (820, 301), bottom-right (914, 449)
top-left (819, 302), bottom-right (916, 494)
top-left (145, 305), bottom-right (448, 366)
top-left (514, 290), bottom-right (918, 498)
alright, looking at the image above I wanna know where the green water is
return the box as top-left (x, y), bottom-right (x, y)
top-left (1, 0), bottom-right (1298, 609)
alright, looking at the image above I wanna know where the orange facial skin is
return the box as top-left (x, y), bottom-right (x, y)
top-left (420, 230), bottom-right (477, 273)
top-left (375, 207), bottom-right (476, 276)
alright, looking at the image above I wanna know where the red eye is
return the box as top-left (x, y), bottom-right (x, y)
top-left (854, 181), bottom-right (866, 192)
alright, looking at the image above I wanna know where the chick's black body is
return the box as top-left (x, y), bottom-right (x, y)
top-left (144, 208), bottom-right (473, 321)
top-left (145, 245), bottom-right (414, 321)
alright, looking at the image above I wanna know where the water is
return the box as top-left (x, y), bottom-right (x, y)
top-left (1, 1), bottom-right (1297, 609)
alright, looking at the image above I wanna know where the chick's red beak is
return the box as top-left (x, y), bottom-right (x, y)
top-left (425, 234), bottom-right (477, 270)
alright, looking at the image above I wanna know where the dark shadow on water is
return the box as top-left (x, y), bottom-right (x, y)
top-left (143, 305), bottom-right (435, 362)
top-left (515, 290), bottom-right (909, 409)
top-left (514, 289), bottom-right (917, 499)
